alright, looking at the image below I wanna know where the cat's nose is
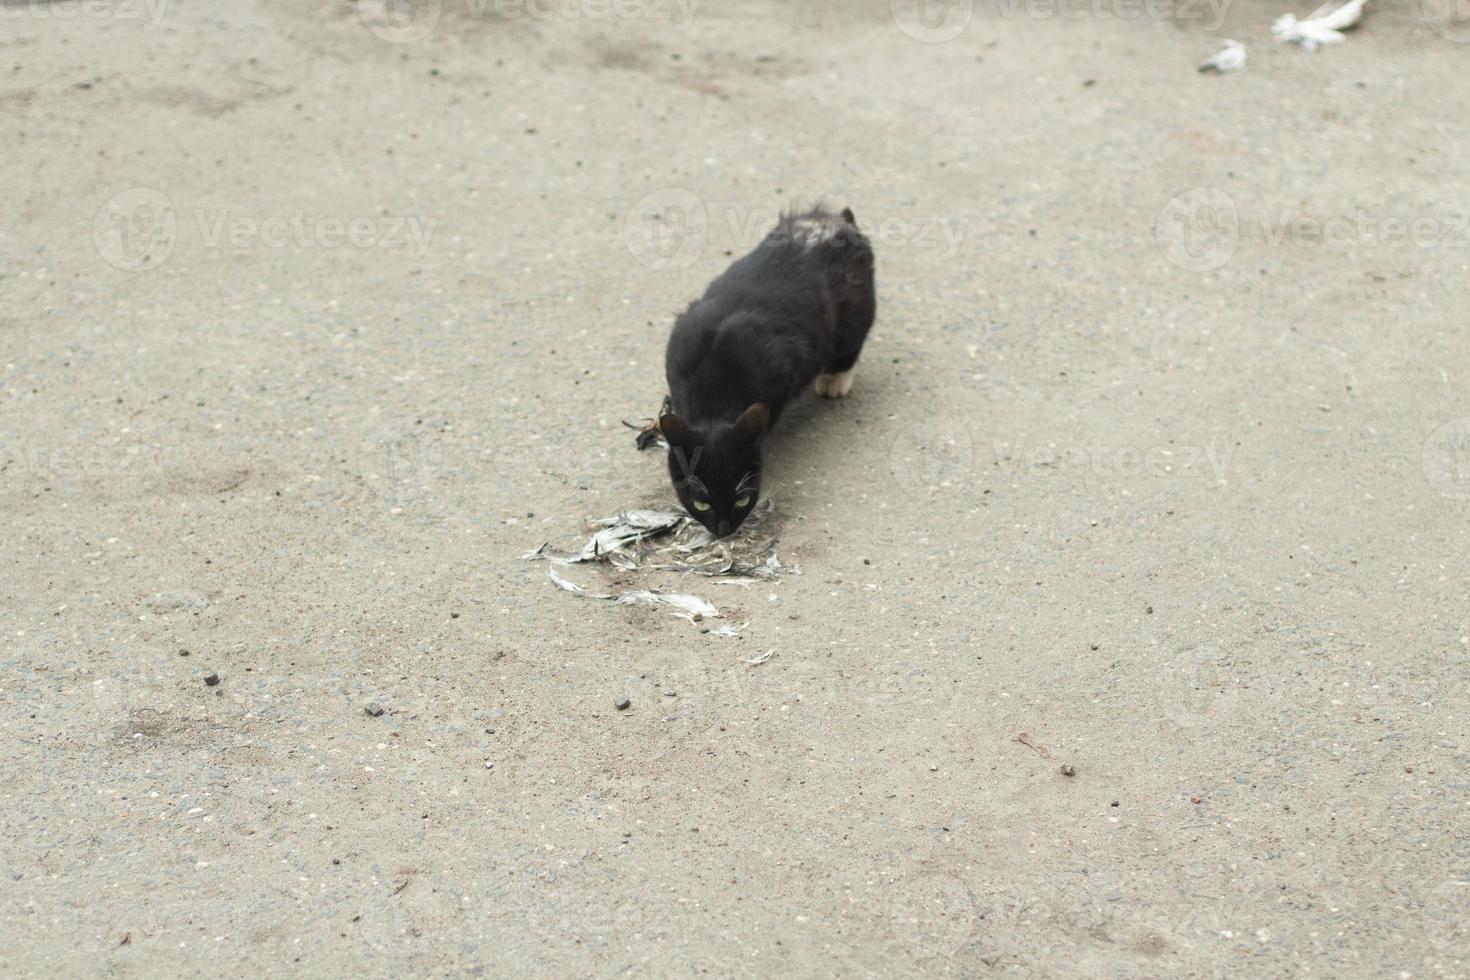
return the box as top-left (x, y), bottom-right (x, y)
top-left (715, 519), bottom-right (733, 538)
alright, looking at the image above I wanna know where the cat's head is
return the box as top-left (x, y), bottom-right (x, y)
top-left (660, 403), bottom-right (769, 538)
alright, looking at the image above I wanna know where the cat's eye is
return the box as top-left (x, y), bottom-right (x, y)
top-left (692, 500), bottom-right (711, 512)
top-left (734, 495), bottom-right (752, 508)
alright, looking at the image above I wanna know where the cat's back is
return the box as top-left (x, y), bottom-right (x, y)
top-left (664, 206), bottom-right (872, 413)
top-left (711, 207), bottom-right (870, 301)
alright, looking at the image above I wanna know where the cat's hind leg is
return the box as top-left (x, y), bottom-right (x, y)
top-left (816, 274), bottom-right (876, 398)
top-left (813, 208), bottom-right (876, 399)
top-left (814, 368), bottom-right (856, 398)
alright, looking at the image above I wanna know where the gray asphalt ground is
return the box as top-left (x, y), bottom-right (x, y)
top-left (3, 0), bottom-right (1469, 975)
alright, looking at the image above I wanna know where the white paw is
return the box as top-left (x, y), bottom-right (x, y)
top-left (814, 368), bottom-right (855, 398)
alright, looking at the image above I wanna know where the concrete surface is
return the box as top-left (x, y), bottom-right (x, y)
top-left (2, 0), bottom-right (1469, 975)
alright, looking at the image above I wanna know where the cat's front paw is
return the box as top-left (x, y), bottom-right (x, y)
top-left (814, 369), bottom-right (855, 399)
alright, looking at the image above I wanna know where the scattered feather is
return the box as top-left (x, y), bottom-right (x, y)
top-left (1198, 40), bottom-right (1246, 73)
top-left (547, 568), bottom-right (718, 621)
top-left (1273, 0), bottom-right (1367, 50)
top-left (703, 621), bottom-right (749, 638)
top-left (743, 648), bottom-right (777, 666)
top-left (524, 500), bottom-right (793, 582)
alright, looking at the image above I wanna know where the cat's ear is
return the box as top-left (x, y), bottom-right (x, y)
top-left (733, 403), bottom-right (770, 443)
top-left (659, 412), bottom-right (701, 450)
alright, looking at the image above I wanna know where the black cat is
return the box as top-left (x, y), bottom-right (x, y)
top-left (659, 205), bottom-right (876, 537)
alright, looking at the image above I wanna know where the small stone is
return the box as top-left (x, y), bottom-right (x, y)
top-left (1061, 764), bottom-right (1076, 777)
top-left (365, 703), bottom-right (385, 717)
top-left (203, 673), bottom-right (220, 687)
top-left (1190, 796), bottom-right (1202, 804)
top-left (484, 760), bottom-right (494, 769)
top-left (614, 697), bottom-right (631, 711)
top-left (1105, 889), bottom-right (1121, 901)
top-left (1145, 606), bottom-right (1154, 614)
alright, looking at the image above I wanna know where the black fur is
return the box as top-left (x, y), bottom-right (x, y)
top-left (660, 205), bottom-right (876, 537)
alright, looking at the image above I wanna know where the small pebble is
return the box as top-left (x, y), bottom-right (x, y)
top-left (1061, 764), bottom-right (1076, 777)
top-left (203, 673), bottom-right (220, 687)
top-left (614, 697), bottom-right (631, 711)
top-left (484, 761), bottom-right (494, 769)
top-left (365, 703), bottom-right (385, 717)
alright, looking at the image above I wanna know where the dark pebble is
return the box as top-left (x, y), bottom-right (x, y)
top-left (614, 697), bottom-right (631, 711)
top-left (1061, 764), bottom-right (1076, 777)
top-left (203, 673), bottom-right (220, 687)
top-left (365, 703), bottom-right (385, 717)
